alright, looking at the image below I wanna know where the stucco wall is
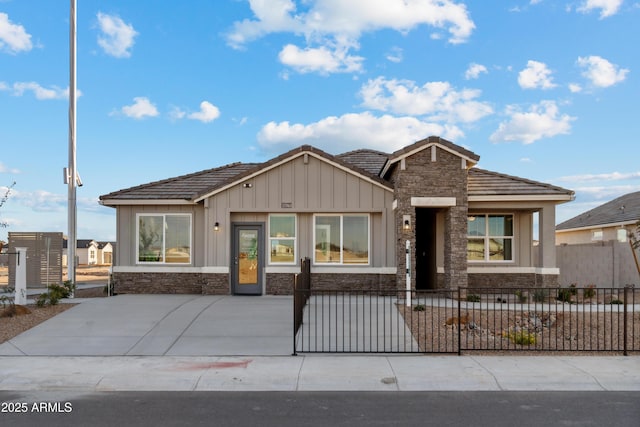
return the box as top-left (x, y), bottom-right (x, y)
top-left (557, 241), bottom-right (640, 287)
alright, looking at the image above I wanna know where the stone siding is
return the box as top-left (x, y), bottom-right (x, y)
top-left (266, 273), bottom-right (295, 295)
top-left (310, 273), bottom-right (396, 292)
top-left (112, 272), bottom-right (229, 295)
top-left (393, 142), bottom-right (469, 291)
top-left (468, 273), bottom-right (559, 289)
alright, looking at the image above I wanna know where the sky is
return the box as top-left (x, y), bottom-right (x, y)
top-left (1, 0), bottom-right (639, 243)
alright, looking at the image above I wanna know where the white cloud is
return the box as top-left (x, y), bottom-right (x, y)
top-left (10, 82), bottom-right (71, 100)
top-left (0, 12), bottom-right (32, 54)
top-left (257, 111), bottom-right (462, 154)
top-left (278, 42), bottom-right (364, 74)
top-left (557, 171), bottom-right (640, 183)
top-left (228, 0), bottom-right (475, 46)
top-left (187, 101), bottom-right (221, 123)
top-left (0, 81), bottom-right (8, 91)
top-left (18, 190), bottom-right (66, 213)
top-left (96, 12), bottom-right (138, 58)
top-left (227, 0), bottom-right (474, 75)
top-left (360, 77), bottom-right (493, 123)
top-left (0, 162), bottom-right (20, 174)
top-left (577, 55), bottom-right (628, 88)
top-left (118, 97), bottom-right (159, 119)
top-left (518, 60), bottom-right (557, 89)
top-left (568, 83), bottom-right (583, 93)
top-left (464, 63), bottom-right (487, 80)
top-left (385, 46), bottom-right (403, 63)
top-left (577, 0), bottom-right (623, 18)
top-left (490, 100), bottom-right (575, 144)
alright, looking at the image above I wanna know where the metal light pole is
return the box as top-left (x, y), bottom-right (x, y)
top-left (67, 0), bottom-right (77, 291)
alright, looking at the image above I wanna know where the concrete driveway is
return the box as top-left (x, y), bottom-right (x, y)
top-left (0, 295), bottom-right (293, 356)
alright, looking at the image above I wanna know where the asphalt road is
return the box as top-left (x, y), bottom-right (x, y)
top-left (1, 391), bottom-right (639, 426)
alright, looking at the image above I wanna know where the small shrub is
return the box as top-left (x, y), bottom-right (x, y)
top-left (466, 294), bottom-right (481, 303)
top-left (504, 329), bottom-right (537, 345)
top-left (583, 284), bottom-right (596, 299)
top-left (515, 290), bottom-right (527, 303)
top-left (557, 284), bottom-right (577, 303)
top-left (532, 289), bottom-right (549, 303)
top-left (609, 299), bottom-right (623, 305)
top-left (35, 281), bottom-right (76, 307)
top-left (413, 304), bottom-right (426, 312)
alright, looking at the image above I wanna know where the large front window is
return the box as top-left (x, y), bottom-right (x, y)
top-left (467, 214), bottom-right (513, 262)
top-left (314, 214), bottom-right (369, 265)
top-left (269, 214), bottom-right (296, 264)
top-left (137, 214), bottom-right (191, 264)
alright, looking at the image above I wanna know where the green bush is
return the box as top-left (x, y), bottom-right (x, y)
top-left (466, 294), bottom-right (481, 303)
top-left (35, 281), bottom-right (76, 307)
top-left (557, 284), bottom-right (578, 303)
top-left (413, 304), bottom-right (426, 312)
top-left (532, 289), bottom-right (549, 303)
top-left (504, 329), bottom-right (537, 345)
top-left (515, 290), bottom-right (527, 303)
top-left (583, 285), bottom-right (596, 299)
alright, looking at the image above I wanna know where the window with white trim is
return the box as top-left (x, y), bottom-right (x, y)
top-left (467, 214), bottom-right (513, 262)
top-left (269, 214), bottom-right (296, 264)
top-left (137, 214), bottom-right (192, 264)
top-left (314, 214), bottom-right (369, 265)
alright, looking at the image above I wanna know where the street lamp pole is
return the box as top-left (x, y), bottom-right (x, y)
top-left (67, 0), bottom-right (77, 291)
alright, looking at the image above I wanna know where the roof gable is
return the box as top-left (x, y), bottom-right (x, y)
top-left (556, 191), bottom-right (640, 231)
top-left (193, 145), bottom-right (393, 202)
top-left (381, 136), bottom-right (480, 177)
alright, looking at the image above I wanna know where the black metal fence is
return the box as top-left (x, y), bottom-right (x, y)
top-left (293, 286), bottom-right (639, 355)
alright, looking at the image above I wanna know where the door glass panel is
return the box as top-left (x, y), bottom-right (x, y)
top-left (238, 230), bottom-right (258, 285)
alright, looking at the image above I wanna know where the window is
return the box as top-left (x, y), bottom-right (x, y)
top-left (592, 230), bottom-right (603, 241)
top-left (314, 214), bottom-right (369, 265)
top-left (467, 214), bottom-right (513, 262)
top-left (269, 214), bottom-right (296, 264)
top-left (137, 214), bottom-right (191, 264)
top-left (617, 228), bottom-right (627, 243)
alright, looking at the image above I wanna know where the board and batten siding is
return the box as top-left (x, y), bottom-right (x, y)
top-left (205, 154), bottom-right (395, 268)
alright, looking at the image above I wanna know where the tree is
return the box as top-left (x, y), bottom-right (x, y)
top-left (0, 181), bottom-right (16, 230)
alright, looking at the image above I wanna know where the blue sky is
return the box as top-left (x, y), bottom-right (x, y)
top-left (1, 0), bottom-right (638, 242)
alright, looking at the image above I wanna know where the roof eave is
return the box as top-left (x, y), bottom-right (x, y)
top-left (556, 219), bottom-right (638, 233)
top-left (469, 194), bottom-right (575, 203)
top-left (99, 199), bottom-right (197, 207)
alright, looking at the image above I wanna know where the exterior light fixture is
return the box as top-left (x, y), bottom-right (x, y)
top-left (214, 222), bottom-right (220, 231)
top-left (403, 215), bottom-right (411, 231)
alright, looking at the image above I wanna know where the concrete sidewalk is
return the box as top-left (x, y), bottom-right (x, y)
top-left (0, 355), bottom-right (638, 391)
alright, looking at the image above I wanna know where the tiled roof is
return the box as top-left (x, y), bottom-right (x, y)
top-left (336, 149), bottom-right (389, 175)
top-left (556, 191), bottom-right (640, 230)
top-left (100, 143), bottom-right (573, 204)
top-left (100, 163), bottom-right (258, 202)
top-left (468, 168), bottom-right (575, 197)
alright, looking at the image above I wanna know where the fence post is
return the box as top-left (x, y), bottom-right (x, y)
top-left (405, 240), bottom-right (411, 307)
top-left (457, 287), bottom-right (462, 356)
top-left (14, 247), bottom-right (27, 306)
top-left (293, 272), bottom-right (298, 356)
top-left (623, 285), bottom-right (628, 356)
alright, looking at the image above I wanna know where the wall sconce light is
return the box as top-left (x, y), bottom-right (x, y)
top-left (214, 222), bottom-right (220, 231)
top-left (403, 215), bottom-right (411, 231)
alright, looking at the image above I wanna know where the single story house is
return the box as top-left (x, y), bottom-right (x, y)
top-left (556, 191), bottom-right (640, 244)
top-left (99, 136), bottom-right (574, 295)
top-left (63, 239), bottom-right (99, 266)
top-left (97, 242), bottom-right (114, 265)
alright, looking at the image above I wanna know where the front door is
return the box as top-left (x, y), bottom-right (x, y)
top-left (232, 223), bottom-right (264, 295)
top-left (415, 208), bottom-right (437, 290)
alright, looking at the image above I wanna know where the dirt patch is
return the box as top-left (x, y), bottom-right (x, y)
top-left (399, 304), bottom-right (640, 354)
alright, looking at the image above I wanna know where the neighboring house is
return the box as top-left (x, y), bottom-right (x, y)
top-left (97, 242), bottom-right (114, 265)
top-left (555, 191), bottom-right (640, 287)
top-left (63, 239), bottom-right (99, 266)
top-left (99, 136), bottom-right (574, 295)
top-left (556, 191), bottom-right (640, 244)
